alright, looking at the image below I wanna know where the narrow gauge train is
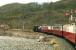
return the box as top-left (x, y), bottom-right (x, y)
top-left (33, 10), bottom-right (76, 47)
top-left (33, 23), bottom-right (76, 46)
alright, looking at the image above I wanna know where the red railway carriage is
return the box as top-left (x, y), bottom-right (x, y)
top-left (38, 26), bottom-right (52, 33)
top-left (50, 26), bottom-right (63, 36)
top-left (63, 23), bottom-right (76, 44)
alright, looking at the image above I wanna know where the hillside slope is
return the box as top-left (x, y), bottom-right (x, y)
top-left (0, 0), bottom-right (76, 30)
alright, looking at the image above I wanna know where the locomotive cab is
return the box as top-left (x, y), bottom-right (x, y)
top-left (33, 25), bottom-right (40, 32)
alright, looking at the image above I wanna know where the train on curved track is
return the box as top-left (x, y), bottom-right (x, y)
top-left (33, 10), bottom-right (76, 47)
top-left (33, 23), bottom-right (76, 47)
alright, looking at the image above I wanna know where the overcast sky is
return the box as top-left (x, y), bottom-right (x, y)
top-left (0, 0), bottom-right (60, 6)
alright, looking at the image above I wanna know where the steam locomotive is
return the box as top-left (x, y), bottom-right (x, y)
top-left (33, 23), bottom-right (76, 46)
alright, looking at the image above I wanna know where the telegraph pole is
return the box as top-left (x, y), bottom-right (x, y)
top-left (70, 9), bottom-right (73, 23)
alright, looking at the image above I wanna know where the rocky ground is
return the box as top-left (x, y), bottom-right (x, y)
top-left (0, 36), bottom-right (53, 50)
top-left (0, 30), bottom-right (75, 50)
